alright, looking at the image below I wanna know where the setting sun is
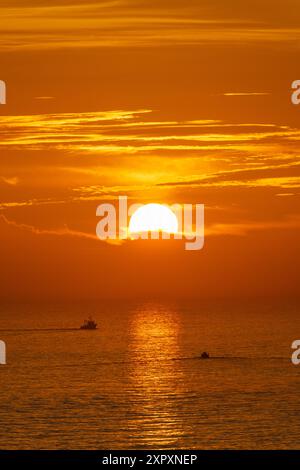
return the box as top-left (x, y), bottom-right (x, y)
top-left (128, 203), bottom-right (178, 235)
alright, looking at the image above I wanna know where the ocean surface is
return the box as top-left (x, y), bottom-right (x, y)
top-left (0, 300), bottom-right (299, 449)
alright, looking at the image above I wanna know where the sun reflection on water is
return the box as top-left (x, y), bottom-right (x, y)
top-left (125, 303), bottom-right (186, 448)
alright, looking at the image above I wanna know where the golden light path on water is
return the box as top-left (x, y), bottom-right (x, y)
top-left (126, 304), bottom-right (185, 448)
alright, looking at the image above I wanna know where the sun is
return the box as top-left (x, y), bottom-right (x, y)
top-left (129, 203), bottom-right (178, 235)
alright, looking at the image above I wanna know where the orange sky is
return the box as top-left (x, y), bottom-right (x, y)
top-left (0, 0), bottom-right (299, 300)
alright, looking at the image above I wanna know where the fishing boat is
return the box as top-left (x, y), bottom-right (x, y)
top-left (200, 351), bottom-right (210, 359)
top-left (80, 317), bottom-right (97, 330)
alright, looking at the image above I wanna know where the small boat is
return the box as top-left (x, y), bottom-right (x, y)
top-left (80, 317), bottom-right (97, 330)
top-left (200, 351), bottom-right (210, 359)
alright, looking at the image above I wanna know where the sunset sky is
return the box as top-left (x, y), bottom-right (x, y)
top-left (0, 0), bottom-right (299, 300)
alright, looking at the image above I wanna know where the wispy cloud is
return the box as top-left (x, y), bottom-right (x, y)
top-left (222, 92), bottom-right (271, 96)
top-left (1, 176), bottom-right (19, 185)
top-left (34, 96), bottom-right (55, 100)
top-left (0, 110), bottom-right (298, 155)
top-left (1, 1), bottom-right (300, 50)
top-left (0, 214), bottom-right (98, 240)
top-left (206, 216), bottom-right (300, 236)
top-left (1, 109), bottom-right (300, 196)
top-left (158, 162), bottom-right (300, 190)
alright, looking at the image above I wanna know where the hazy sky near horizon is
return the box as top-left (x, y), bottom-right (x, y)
top-left (0, 0), bottom-right (299, 300)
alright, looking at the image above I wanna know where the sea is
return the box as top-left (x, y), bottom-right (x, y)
top-left (0, 300), bottom-right (299, 449)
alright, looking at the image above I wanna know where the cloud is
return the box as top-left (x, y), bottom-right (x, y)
top-left (0, 110), bottom-right (298, 155)
top-left (0, 213), bottom-right (98, 240)
top-left (2, 209), bottom-right (300, 245)
top-left (1, 109), bottom-right (300, 204)
top-left (222, 92), bottom-right (271, 96)
top-left (206, 216), bottom-right (300, 236)
top-left (1, 1), bottom-right (300, 50)
top-left (158, 162), bottom-right (300, 190)
top-left (34, 96), bottom-right (55, 100)
top-left (1, 176), bottom-right (19, 185)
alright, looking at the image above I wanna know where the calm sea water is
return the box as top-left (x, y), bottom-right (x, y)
top-left (0, 300), bottom-right (299, 449)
